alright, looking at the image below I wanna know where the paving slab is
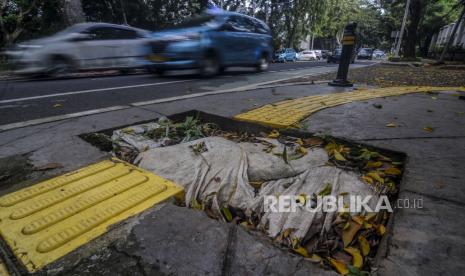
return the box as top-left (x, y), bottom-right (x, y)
top-left (377, 191), bottom-right (465, 276)
top-left (64, 203), bottom-right (337, 276)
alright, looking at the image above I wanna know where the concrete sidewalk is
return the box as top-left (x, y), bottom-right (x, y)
top-left (0, 82), bottom-right (464, 275)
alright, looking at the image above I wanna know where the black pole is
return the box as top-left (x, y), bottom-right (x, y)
top-left (329, 22), bottom-right (357, 87)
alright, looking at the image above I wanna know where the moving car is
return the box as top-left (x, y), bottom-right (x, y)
top-left (146, 11), bottom-right (273, 76)
top-left (357, 48), bottom-right (373, 60)
top-left (297, 50), bottom-right (317, 61)
top-left (327, 47), bottom-right (356, 64)
top-left (274, 48), bottom-right (297, 62)
top-left (5, 23), bottom-right (150, 77)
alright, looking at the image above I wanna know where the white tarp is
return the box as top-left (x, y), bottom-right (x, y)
top-left (137, 137), bottom-right (378, 239)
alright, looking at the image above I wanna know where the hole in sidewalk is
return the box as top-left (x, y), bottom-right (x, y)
top-left (81, 110), bottom-right (406, 275)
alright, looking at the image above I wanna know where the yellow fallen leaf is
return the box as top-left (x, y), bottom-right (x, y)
top-left (358, 236), bottom-right (371, 256)
top-left (292, 246), bottom-right (309, 258)
top-left (423, 126), bottom-right (434, 132)
top-left (121, 127), bottom-right (134, 134)
top-left (221, 207), bottom-right (233, 222)
top-left (377, 224), bottom-right (386, 235)
top-left (363, 221), bottom-right (373, 229)
top-left (365, 161), bottom-right (383, 168)
top-left (344, 247), bottom-right (363, 268)
top-left (431, 96), bottom-right (437, 100)
top-left (361, 175), bottom-right (374, 184)
top-left (318, 183), bottom-right (333, 196)
top-left (328, 257), bottom-right (349, 275)
top-left (282, 228), bottom-right (295, 238)
top-left (53, 103), bottom-right (63, 108)
top-left (268, 130), bottom-right (280, 138)
top-left (366, 172), bottom-right (384, 184)
top-left (385, 123), bottom-right (396, 128)
top-left (352, 216), bottom-right (365, 225)
top-left (343, 221), bottom-right (361, 247)
top-left (365, 212), bottom-right (377, 222)
top-left (308, 253), bottom-right (322, 263)
top-left (298, 146), bottom-right (308, 155)
top-left (384, 167), bottom-right (401, 175)
top-left (334, 151), bottom-right (347, 161)
top-left (296, 138), bottom-right (304, 146)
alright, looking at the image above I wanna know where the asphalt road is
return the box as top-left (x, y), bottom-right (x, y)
top-left (0, 61), bottom-right (343, 126)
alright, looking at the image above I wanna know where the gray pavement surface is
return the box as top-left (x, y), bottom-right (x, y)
top-left (0, 68), bottom-right (463, 275)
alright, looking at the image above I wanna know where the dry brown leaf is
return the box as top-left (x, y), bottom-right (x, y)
top-left (34, 162), bottom-right (63, 171)
top-left (385, 123), bottom-right (396, 128)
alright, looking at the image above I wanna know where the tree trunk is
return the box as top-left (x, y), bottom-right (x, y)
top-left (63, 0), bottom-right (85, 26)
top-left (403, 0), bottom-right (425, 58)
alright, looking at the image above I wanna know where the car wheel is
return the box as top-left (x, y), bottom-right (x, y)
top-left (256, 55), bottom-right (269, 72)
top-left (50, 57), bottom-right (74, 78)
top-left (200, 53), bottom-right (220, 77)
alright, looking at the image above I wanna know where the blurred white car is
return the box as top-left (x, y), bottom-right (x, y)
top-left (5, 23), bottom-right (150, 76)
top-left (313, 50), bottom-right (323, 60)
top-left (297, 50), bottom-right (317, 61)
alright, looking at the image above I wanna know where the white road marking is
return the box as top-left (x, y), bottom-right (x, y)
top-left (0, 106), bottom-right (129, 132)
top-left (0, 63), bottom-right (373, 131)
top-left (0, 79), bottom-right (192, 104)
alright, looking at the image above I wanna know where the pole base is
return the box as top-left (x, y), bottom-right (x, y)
top-left (328, 79), bottom-right (353, 87)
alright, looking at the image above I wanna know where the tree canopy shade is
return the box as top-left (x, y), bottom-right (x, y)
top-left (0, 0), bottom-right (462, 56)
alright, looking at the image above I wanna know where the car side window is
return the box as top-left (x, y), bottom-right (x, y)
top-left (225, 16), bottom-right (248, 32)
top-left (241, 17), bottom-right (256, 33)
top-left (87, 27), bottom-right (114, 40)
top-left (113, 28), bottom-right (139, 39)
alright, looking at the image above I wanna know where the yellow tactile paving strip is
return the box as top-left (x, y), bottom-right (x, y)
top-left (234, 86), bottom-right (465, 128)
top-left (0, 158), bottom-right (183, 272)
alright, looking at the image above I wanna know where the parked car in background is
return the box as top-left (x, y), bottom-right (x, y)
top-left (373, 49), bottom-right (386, 59)
top-left (357, 48), bottom-right (373, 60)
top-left (312, 50), bottom-right (323, 60)
top-left (5, 23), bottom-right (150, 77)
top-left (327, 47), bottom-right (356, 64)
top-left (297, 50), bottom-right (317, 61)
top-left (274, 48), bottom-right (297, 62)
top-left (321, 50), bottom-right (331, 59)
top-left (146, 11), bottom-right (273, 76)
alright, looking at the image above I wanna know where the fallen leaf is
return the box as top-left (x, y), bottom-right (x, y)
top-left (34, 162), bottom-right (63, 171)
top-left (377, 224), bottom-right (386, 236)
top-left (361, 175), bottom-right (374, 184)
top-left (53, 103), bottom-right (63, 108)
top-left (385, 123), bottom-right (396, 128)
top-left (296, 138), bottom-right (304, 146)
top-left (366, 172), bottom-right (384, 184)
top-left (282, 228), bottom-right (295, 238)
top-left (431, 96), bottom-right (437, 100)
top-left (384, 167), bottom-right (401, 176)
top-left (297, 146), bottom-right (308, 155)
top-left (423, 126), bottom-right (434, 132)
top-left (358, 236), bottom-right (371, 256)
top-left (292, 246), bottom-right (309, 258)
top-left (344, 247), bottom-right (363, 269)
top-left (318, 183), bottom-right (332, 196)
top-left (303, 137), bottom-right (324, 147)
top-left (334, 151), bottom-right (347, 161)
top-left (222, 207), bottom-right (233, 222)
top-left (268, 130), bottom-right (280, 138)
top-left (364, 161), bottom-right (383, 169)
top-left (343, 221), bottom-right (361, 247)
top-left (328, 257), bottom-right (349, 275)
top-left (352, 216), bottom-right (364, 225)
top-left (308, 253), bottom-right (322, 263)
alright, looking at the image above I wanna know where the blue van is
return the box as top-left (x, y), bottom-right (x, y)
top-left (146, 11), bottom-right (273, 76)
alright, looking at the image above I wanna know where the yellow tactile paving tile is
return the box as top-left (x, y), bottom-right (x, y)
top-left (0, 158), bottom-right (184, 273)
top-left (234, 86), bottom-right (465, 128)
top-left (0, 259), bottom-right (9, 276)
